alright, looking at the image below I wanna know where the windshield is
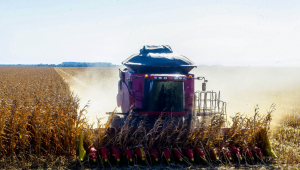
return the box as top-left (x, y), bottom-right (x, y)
top-left (147, 81), bottom-right (184, 112)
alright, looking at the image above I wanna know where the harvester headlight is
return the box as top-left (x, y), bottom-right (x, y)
top-left (145, 74), bottom-right (149, 78)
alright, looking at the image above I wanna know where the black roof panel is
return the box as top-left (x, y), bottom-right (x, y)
top-left (122, 45), bottom-right (196, 74)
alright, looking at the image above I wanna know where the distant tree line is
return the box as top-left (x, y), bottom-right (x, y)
top-left (0, 62), bottom-right (119, 67)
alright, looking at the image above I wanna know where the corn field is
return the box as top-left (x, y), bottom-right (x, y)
top-left (0, 67), bottom-right (300, 169)
top-left (271, 111), bottom-right (300, 165)
top-left (0, 67), bottom-right (88, 169)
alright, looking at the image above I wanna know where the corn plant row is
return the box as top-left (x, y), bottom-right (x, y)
top-left (0, 67), bottom-right (87, 168)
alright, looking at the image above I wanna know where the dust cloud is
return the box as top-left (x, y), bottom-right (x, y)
top-left (57, 67), bottom-right (122, 126)
top-left (58, 66), bottom-right (300, 126)
top-left (191, 67), bottom-right (300, 124)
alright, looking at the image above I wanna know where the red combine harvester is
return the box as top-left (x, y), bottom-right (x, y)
top-left (112, 45), bottom-right (227, 130)
top-left (83, 45), bottom-right (274, 166)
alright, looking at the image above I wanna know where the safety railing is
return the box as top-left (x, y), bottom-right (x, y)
top-left (194, 91), bottom-right (227, 122)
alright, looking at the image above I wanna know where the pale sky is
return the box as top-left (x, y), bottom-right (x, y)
top-left (1, 0), bottom-right (300, 66)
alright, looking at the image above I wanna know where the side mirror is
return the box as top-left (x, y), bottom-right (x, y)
top-left (128, 81), bottom-right (133, 90)
top-left (202, 83), bottom-right (206, 91)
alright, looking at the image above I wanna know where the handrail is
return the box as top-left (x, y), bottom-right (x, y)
top-left (193, 91), bottom-right (227, 118)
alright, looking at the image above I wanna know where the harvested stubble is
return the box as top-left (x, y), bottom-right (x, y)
top-left (0, 67), bottom-right (88, 169)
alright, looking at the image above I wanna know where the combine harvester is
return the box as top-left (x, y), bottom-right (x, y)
top-left (114, 45), bottom-right (226, 128)
top-left (80, 45), bottom-right (276, 166)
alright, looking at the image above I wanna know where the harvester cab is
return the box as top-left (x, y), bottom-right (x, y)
top-left (112, 45), bottom-right (227, 130)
